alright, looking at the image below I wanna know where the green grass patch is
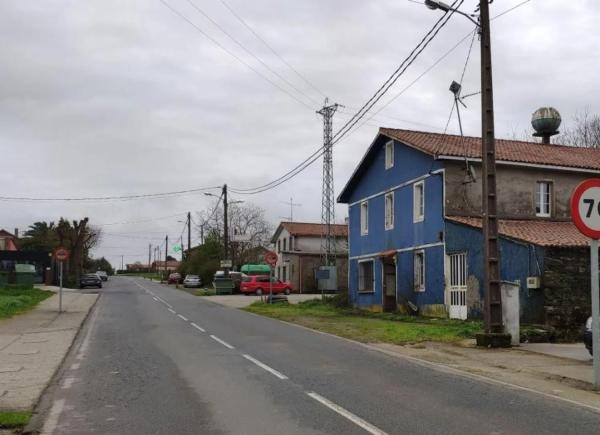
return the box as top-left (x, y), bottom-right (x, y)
top-left (179, 287), bottom-right (216, 296)
top-left (0, 286), bottom-right (53, 320)
top-left (0, 411), bottom-right (31, 429)
top-left (117, 272), bottom-right (162, 280)
top-left (244, 299), bottom-right (482, 345)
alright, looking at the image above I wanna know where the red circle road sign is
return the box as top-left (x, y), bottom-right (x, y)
top-left (571, 179), bottom-right (600, 239)
top-left (54, 247), bottom-right (70, 262)
top-left (264, 251), bottom-right (278, 266)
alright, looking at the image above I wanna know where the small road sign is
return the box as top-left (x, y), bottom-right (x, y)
top-left (264, 251), bottom-right (278, 267)
top-left (571, 179), bottom-right (600, 389)
top-left (54, 247), bottom-right (70, 262)
top-left (220, 260), bottom-right (232, 268)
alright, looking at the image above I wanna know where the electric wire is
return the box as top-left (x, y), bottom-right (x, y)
top-left (216, 0), bottom-right (327, 99)
top-left (159, 0), bottom-right (314, 110)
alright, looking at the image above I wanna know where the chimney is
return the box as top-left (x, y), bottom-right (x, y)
top-left (14, 228), bottom-right (19, 239)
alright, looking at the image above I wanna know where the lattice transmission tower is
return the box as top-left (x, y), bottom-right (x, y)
top-left (317, 98), bottom-right (340, 267)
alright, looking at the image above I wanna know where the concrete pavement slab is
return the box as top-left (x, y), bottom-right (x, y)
top-left (0, 290), bottom-right (98, 411)
top-left (521, 342), bottom-right (592, 362)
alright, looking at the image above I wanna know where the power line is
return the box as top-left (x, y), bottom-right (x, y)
top-left (159, 0), bottom-right (314, 110)
top-left (0, 186), bottom-right (221, 202)
top-left (229, 0), bottom-right (462, 195)
top-left (216, 0), bottom-right (327, 99)
top-left (184, 0), bottom-right (320, 106)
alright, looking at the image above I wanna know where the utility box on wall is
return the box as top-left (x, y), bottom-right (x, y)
top-left (526, 276), bottom-right (541, 289)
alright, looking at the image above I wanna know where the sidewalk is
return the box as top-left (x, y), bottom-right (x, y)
top-left (0, 289), bottom-right (98, 411)
top-left (370, 340), bottom-right (600, 409)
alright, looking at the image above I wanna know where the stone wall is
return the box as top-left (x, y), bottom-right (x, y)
top-left (543, 247), bottom-right (591, 339)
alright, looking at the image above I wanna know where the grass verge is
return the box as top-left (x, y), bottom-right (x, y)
top-left (0, 411), bottom-right (31, 429)
top-left (244, 299), bottom-right (482, 345)
top-left (0, 286), bottom-right (53, 320)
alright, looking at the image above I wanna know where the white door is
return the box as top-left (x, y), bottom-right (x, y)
top-left (449, 253), bottom-right (467, 320)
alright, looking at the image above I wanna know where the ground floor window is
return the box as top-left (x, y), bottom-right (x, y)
top-left (358, 260), bottom-right (374, 292)
top-left (414, 251), bottom-right (425, 292)
top-left (282, 266), bottom-right (287, 281)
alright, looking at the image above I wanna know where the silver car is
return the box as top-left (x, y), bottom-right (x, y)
top-left (183, 274), bottom-right (203, 288)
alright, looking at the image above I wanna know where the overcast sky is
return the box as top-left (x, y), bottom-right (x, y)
top-left (1, 0), bottom-right (597, 267)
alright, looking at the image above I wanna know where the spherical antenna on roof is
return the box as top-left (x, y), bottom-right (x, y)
top-left (532, 107), bottom-right (561, 144)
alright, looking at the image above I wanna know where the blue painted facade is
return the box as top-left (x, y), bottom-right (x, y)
top-left (339, 132), bottom-right (547, 321)
top-left (445, 222), bottom-right (546, 323)
top-left (341, 134), bottom-right (447, 311)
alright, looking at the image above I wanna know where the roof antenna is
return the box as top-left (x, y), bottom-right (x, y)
top-left (450, 81), bottom-right (477, 184)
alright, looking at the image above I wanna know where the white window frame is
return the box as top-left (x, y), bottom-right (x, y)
top-left (384, 192), bottom-right (394, 231)
top-left (413, 181), bottom-right (425, 223)
top-left (414, 250), bottom-right (425, 292)
top-left (360, 201), bottom-right (369, 235)
top-left (535, 181), bottom-right (552, 217)
top-left (385, 140), bottom-right (394, 169)
top-left (358, 259), bottom-right (375, 293)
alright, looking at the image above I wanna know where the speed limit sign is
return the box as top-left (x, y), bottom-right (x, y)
top-left (571, 178), bottom-right (600, 388)
top-left (571, 179), bottom-right (600, 239)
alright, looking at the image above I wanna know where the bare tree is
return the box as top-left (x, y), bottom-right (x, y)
top-left (557, 108), bottom-right (600, 148)
top-left (56, 218), bottom-right (102, 281)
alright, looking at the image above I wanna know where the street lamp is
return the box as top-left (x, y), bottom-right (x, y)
top-left (425, 0), bottom-right (504, 342)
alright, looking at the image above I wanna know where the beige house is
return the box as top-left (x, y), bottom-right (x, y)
top-left (270, 222), bottom-right (348, 293)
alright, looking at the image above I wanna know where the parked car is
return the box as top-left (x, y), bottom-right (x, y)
top-left (168, 273), bottom-right (182, 284)
top-left (240, 275), bottom-right (292, 295)
top-left (584, 316), bottom-right (593, 356)
top-left (80, 273), bottom-right (102, 289)
top-left (183, 275), bottom-right (202, 288)
top-left (213, 271), bottom-right (245, 292)
top-left (96, 270), bottom-right (108, 281)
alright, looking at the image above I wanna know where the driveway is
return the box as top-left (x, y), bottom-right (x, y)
top-left (206, 293), bottom-right (323, 308)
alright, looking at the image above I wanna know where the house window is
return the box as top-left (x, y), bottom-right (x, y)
top-left (384, 192), bottom-right (394, 230)
top-left (385, 140), bottom-right (394, 169)
top-left (536, 181), bottom-right (552, 217)
top-left (282, 266), bottom-right (287, 281)
top-left (360, 201), bottom-right (369, 235)
top-left (290, 237), bottom-right (294, 251)
top-left (283, 238), bottom-right (287, 251)
top-left (277, 240), bottom-right (281, 253)
top-left (358, 260), bottom-right (374, 292)
top-left (414, 251), bottom-right (425, 292)
top-left (413, 181), bottom-right (424, 222)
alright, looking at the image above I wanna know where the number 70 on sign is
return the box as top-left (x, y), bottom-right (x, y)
top-left (572, 180), bottom-right (600, 240)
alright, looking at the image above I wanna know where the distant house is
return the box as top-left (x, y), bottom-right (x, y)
top-left (126, 263), bottom-right (151, 272)
top-left (0, 229), bottom-right (18, 251)
top-left (338, 128), bottom-right (600, 334)
top-left (270, 222), bottom-right (348, 292)
top-left (152, 260), bottom-right (180, 273)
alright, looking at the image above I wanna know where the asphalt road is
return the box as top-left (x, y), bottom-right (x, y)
top-left (39, 277), bottom-right (600, 434)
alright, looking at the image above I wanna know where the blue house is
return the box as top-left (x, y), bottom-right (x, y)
top-left (338, 128), bottom-right (600, 324)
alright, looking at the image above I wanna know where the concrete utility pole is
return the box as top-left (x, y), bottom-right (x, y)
top-left (148, 243), bottom-right (152, 272)
top-left (187, 211), bottom-right (191, 259)
top-left (165, 235), bottom-right (168, 278)
top-left (317, 99), bottom-right (340, 267)
top-left (425, 0), bottom-right (504, 340)
top-left (478, 0), bottom-right (502, 335)
top-left (223, 184), bottom-right (229, 276)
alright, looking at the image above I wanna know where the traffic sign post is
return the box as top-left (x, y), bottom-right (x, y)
top-left (571, 179), bottom-right (600, 388)
top-left (264, 251), bottom-right (278, 304)
top-left (53, 247), bottom-right (70, 314)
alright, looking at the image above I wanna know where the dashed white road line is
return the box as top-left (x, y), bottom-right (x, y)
top-left (177, 314), bottom-right (189, 322)
top-left (210, 335), bottom-right (235, 349)
top-left (306, 392), bottom-right (388, 435)
top-left (168, 308), bottom-right (176, 314)
top-left (61, 377), bottom-right (77, 389)
top-left (190, 322), bottom-right (206, 332)
top-left (152, 297), bottom-right (159, 301)
top-left (242, 354), bottom-right (288, 380)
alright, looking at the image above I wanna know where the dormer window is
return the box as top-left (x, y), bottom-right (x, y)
top-left (385, 141), bottom-right (394, 169)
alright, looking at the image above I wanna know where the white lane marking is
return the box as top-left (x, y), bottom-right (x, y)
top-left (62, 377), bottom-right (77, 389)
top-left (190, 322), bottom-right (206, 332)
top-left (40, 399), bottom-right (65, 435)
top-left (158, 297), bottom-right (173, 308)
top-left (210, 335), bottom-right (235, 349)
top-left (70, 363), bottom-right (80, 370)
top-left (168, 308), bottom-right (176, 314)
top-left (133, 281), bottom-right (173, 307)
top-left (306, 392), bottom-right (388, 435)
top-left (177, 314), bottom-right (189, 322)
top-left (152, 297), bottom-right (158, 301)
top-left (242, 354), bottom-right (288, 380)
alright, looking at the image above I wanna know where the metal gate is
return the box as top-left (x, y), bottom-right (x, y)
top-left (449, 253), bottom-right (467, 320)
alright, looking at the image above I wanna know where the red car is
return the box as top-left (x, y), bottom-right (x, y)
top-left (167, 272), bottom-right (182, 284)
top-left (240, 275), bottom-right (292, 295)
